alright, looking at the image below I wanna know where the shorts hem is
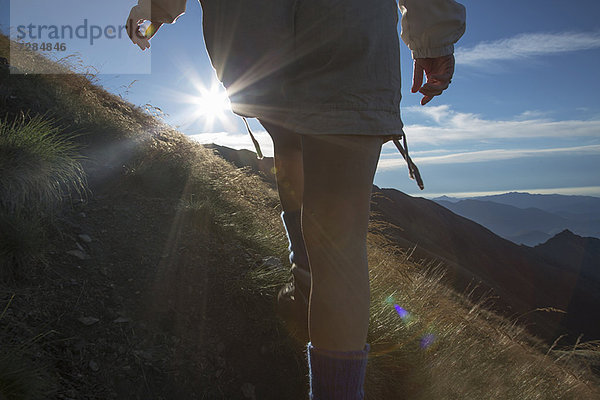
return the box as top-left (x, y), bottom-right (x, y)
top-left (240, 106), bottom-right (405, 137)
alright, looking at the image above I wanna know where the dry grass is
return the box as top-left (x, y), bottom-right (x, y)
top-left (364, 235), bottom-right (600, 399)
top-left (0, 33), bottom-right (162, 148)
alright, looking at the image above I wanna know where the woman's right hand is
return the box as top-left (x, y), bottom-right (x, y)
top-left (126, 4), bottom-right (161, 50)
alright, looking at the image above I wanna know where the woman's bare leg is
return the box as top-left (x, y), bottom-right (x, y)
top-left (260, 121), bottom-right (304, 213)
top-left (261, 121), bottom-right (311, 309)
top-left (301, 134), bottom-right (382, 351)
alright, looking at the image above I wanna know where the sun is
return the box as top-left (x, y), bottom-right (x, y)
top-left (193, 83), bottom-right (231, 119)
top-left (177, 78), bottom-right (233, 131)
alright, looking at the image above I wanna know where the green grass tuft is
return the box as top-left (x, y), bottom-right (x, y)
top-left (0, 114), bottom-right (86, 213)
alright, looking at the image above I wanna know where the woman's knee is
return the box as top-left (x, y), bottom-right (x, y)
top-left (260, 120), bottom-right (302, 154)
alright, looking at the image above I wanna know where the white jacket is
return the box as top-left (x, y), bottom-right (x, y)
top-left (135, 0), bottom-right (465, 59)
top-left (134, 0), bottom-right (187, 25)
top-left (398, 0), bottom-right (466, 58)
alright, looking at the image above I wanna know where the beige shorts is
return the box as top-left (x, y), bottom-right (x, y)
top-left (200, 0), bottom-right (404, 136)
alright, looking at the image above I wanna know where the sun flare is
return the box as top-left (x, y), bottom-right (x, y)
top-left (179, 78), bottom-right (233, 131)
top-left (193, 84), bottom-right (231, 120)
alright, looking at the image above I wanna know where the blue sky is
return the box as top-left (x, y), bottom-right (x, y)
top-left (2, 0), bottom-right (600, 198)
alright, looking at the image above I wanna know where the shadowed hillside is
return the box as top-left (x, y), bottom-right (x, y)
top-left (369, 189), bottom-right (600, 343)
top-left (533, 230), bottom-right (600, 343)
top-left (1, 34), bottom-right (306, 399)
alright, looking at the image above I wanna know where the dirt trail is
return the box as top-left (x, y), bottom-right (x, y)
top-left (3, 177), bottom-right (305, 399)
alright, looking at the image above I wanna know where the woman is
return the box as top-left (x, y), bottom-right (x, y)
top-left (127, 1), bottom-right (465, 398)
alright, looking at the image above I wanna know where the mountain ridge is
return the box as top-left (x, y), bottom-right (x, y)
top-left (433, 194), bottom-right (600, 245)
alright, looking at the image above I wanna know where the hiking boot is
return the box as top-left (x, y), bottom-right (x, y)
top-left (278, 210), bottom-right (311, 340)
top-left (277, 263), bottom-right (311, 341)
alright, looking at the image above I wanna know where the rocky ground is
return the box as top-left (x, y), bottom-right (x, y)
top-left (1, 180), bottom-right (306, 399)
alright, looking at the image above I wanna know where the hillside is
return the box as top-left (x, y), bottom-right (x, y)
top-left (533, 230), bottom-right (600, 341)
top-left (534, 230), bottom-right (600, 280)
top-left (370, 189), bottom-right (600, 343)
top-left (0, 35), bottom-right (308, 398)
top-left (1, 34), bottom-right (600, 399)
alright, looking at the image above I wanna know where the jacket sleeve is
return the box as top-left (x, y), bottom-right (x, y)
top-left (398, 0), bottom-right (466, 59)
top-left (136, 0), bottom-right (187, 24)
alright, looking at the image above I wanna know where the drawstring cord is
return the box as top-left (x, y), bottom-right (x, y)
top-left (243, 117), bottom-right (264, 160)
top-left (242, 117), bottom-right (422, 190)
top-left (393, 133), bottom-right (424, 190)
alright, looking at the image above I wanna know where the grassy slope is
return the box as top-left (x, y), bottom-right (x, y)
top-left (1, 34), bottom-right (599, 399)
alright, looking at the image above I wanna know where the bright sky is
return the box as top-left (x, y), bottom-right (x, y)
top-left (2, 0), bottom-right (600, 198)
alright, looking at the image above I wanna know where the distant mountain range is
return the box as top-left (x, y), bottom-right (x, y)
top-left (371, 188), bottom-right (600, 343)
top-left (434, 192), bottom-right (600, 246)
top-left (207, 144), bottom-right (600, 344)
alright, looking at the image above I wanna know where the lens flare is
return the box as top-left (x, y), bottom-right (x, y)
top-left (138, 20), bottom-right (161, 39)
top-left (385, 294), bottom-right (395, 305)
top-left (420, 333), bottom-right (436, 349)
top-left (394, 304), bottom-right (410, 320)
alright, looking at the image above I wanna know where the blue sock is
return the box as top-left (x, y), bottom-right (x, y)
top-left (281, 211), bottom-right (309, 269)
top-left (307, 342), bottom-right (369, 400)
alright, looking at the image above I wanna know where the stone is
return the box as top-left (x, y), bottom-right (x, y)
top-left (241, 383), bottom-right (256, 399)
top-left (89, 360), bottom-right (100, 372)
top-left (262, 256), bottom-right (283, 270)
top-left (67, 250), bottom-right (89, 260)
top-left (78, 316), bottom-right (100, 326)
top-left (78, 234), bottom-right (92, 243)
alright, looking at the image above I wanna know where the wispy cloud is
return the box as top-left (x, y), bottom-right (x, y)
top-left (456, 31), bottom-right (600, 66)
top-left (400, 105), bottom-right (600, 144)
top-left (378, 145), bottom-right (600, 171)
top-left (378, 145), bottom-right (600, 170)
